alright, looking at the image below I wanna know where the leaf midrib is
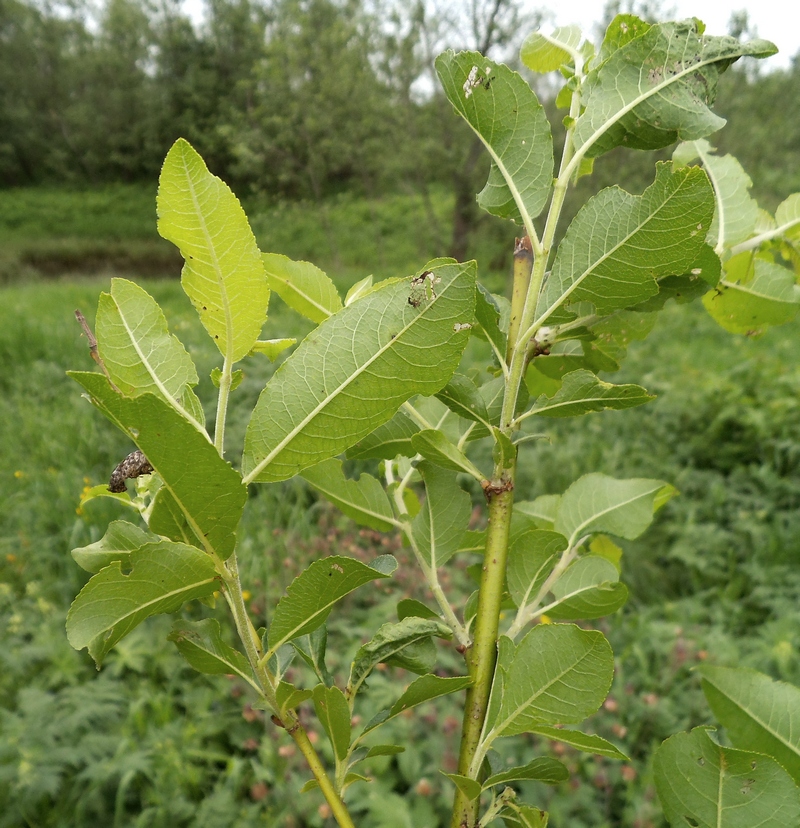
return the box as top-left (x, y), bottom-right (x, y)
top-left (271, 271), bottom-right (337, 320)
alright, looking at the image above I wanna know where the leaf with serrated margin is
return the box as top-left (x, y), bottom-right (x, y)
top-left (654, 727), bottom-right (800, 828)
top-left (484, 756), bottom-right (569, 788)
top-left (538, 163), bottom-right (714, 326)
top-left (531, 726), bottom-right (628, 759)
top-left (411, 430), bottom-right (485, 481)
top-left (267, 555), bottom-right (396, 655)
top-left (347, 618), bottom-right (452, 699)
top-left (698, 665), bottom-right (800, 784)
top-left (546, 555), bottom-right (628, 620)
top-left (435, 374), bottom-right (491, 426)
top-left (411, 463), bottom-right (471, 570)
top-left (574, 19), bottom-right (777, 159)
top-left (243, 260), bottom-right (476, 483)
top-left (157, 139), bottom-right (269, 363)
top-left (72, 520), bottom-right (158, 573)
top-left (674, 140), bottom-right (759, 251)
top-left (262, 253), bottom-right (342, 323)
top-left (67, 541), bottom-right (219, 666)
top-left (521, 26), bottom-right (582, 73)
top-left (301, 459), bottom-right (396, 532)
top-left (435, 51), bottom-right (553, 225)
top-left (493, 624), bottom-right (614, 737)
top-left (526, 369), bottom-right (653, 419)
top-left (168, 619), bottom-right (257, 689)
top-left (313, 685), bottom-right (351, 761)
top-left (776, 194), bottom-right (800, 241)
top-left (347, 408), bottom-right (420, 460)
top-left (554, 473), bottom-right (674, 549)
top-left (703, 258), bottom-right (800, 335)
top-left (96, 278), bottom-right (203, 429)
top-left (69, 372), bottom-right (247, 559)
top-left (362, 674), bottom-right (472, 735)
top-left (507, 530), bottom-right (566, 611)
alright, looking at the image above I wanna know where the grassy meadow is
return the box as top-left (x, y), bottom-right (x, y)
top-left (3, 187), bottom-right (800, 827)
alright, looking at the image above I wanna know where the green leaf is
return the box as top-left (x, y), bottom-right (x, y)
top-left (347, 408), bottom-right (420, 460)
top-left (574, 20), bottom-right (777, 159)
top-left (493, 624), bottom-right (614, 737)
top-left (70, 372), bottom-right (247, 559)
top-left (501, 804), bottom-right (549, 828)
top-left (582, 310), bottom-right (657, 374)
top-left (96, 278), bottom-right (203, 429)
top-left (525, 369), bottom-right (653, 419)
top-left (484, 756), bottom-right (569, 788)
top-left (507, 530), bottom-right (567, 611)
top-left (435, 374), bottom-right (491, 426)
top-left (345, 274), bottom-right (374, 306)
top-left (249, 338), bottom-right (296, 361)
top-left (71, 520), bottom-right (157, 574)
top-left (313, 685), bottom-right (351, 761)
top-left (492, 428), bottom-right (516, 472)
top-left (588, 534), bottom-right (623, 572)
top-left (275, 682), bottom-right (314, 716)
top-left (243, 259), bottom-right (476, 483)
top-left (168, 619), bottom-right (256, 689)
top-left (396, 599), bottom-right (440, 621)
top-left (365, 744), bottom-right (405, 758)
top-left (262, 252), bottom-right (342, 323)
top-left (530, 725), bottom-right (628, 760)
top-left (597, 14), bottom-right (651, 64)
top-left (654, 727), bottom-right (800, 828)
top-left (435, 51), bottom-right (553, 225)
top-left (347, 617), bottom-right (452, 699)
top-left (554, 473), bottom-right (674, 549)
top-left (673, 140), bottom-right (759, 252)
top-left (293, 625), bottom-right (334, 687)
top-left (698, 665), bottom-right (800, 784)
top-left (411, 430), bottom-right (485, 481)
top-left (267, 555), bottom-right (396, 654)
top-left (157, 139), bottom-right (269, 363)
top-left (66, 541), bottom-right (219, 667)
top-left (775, 194), bottom-right (800, 240)
top-left (703, 259), bottom-right (800, 335)
top-left (362, 674), bottom-right (471, 734)
top-left (515, 496), bottom-right (561, 530)
top-left (521, 26), bottom-right (582, 73)
top-left (474, 284), bottom-right (507, 358)
top-left (442, 773), bottom-right (482, 801)
top-left (411, 463), bottom-right (471, 569)
top-left (301, 459), bottom-right (396, 532)
top-left (210, 367), bottom-right (243, 391)
top-left (537, 163), bottom-right (714, 326)
top-left (546, 555), bottom-right (629, 620)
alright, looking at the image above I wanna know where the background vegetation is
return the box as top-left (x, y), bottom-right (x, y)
top-left (2, 0), bottom-right (800, 826)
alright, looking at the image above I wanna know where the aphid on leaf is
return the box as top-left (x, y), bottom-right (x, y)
top-left (108, 450), bottom-right (154, 493)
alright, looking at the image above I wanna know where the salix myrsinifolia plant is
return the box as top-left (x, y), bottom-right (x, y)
top-left (66, 14), bottom-right (800, 828)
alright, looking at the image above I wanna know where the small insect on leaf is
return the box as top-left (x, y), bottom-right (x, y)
top-left (108, 450), bottom-right (154, 493)
top-left (330, 563), bottom-right (345, 574)
top-left (408, 271), bottom-right (440, 308)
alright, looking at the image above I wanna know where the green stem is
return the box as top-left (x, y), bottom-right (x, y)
top-left (450, 477), bottom-right (515, 828)
top-left (506, 236), bottom-right (534, 366)
top-left (214, 356), bottom-right (232, 455)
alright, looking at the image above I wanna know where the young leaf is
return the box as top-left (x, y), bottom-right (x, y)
top-left (435, 51), bottom-right (553, 226)
top-left (242, 259), bottom-right (476, 483)
top-left (493, 624), bottom-right (614, 737)
top-left (530, 726), bottom-right (628, 760)
top-left (301, 458), bottom-right (396, 532)
top-left (396, 599), bottom-right (440, 621)
top-left (249, 338), bottom-right (296, 361)
top-left (347, 408), bottom-right (420, 460)
top-left (95, 278), bottom-right (203, 429)
top-left (276, 682), bottom-right (314, 716)
top-left (654, 727), bottom-right (800, 828)
top-left (410, 430), bottom-right (485, 481)
top-left (70, 372), bottom-right (246, 559)
top-left (483, 756), bottom-right (569, 788)
top-left (554, 473), bottom-right (674, 549)
top-left (411, 463), bottom-right (471, 569)
top-left (474, 284), bottom-right (507, 358)
top-left (168, 619), bottom-right (257, 690)
top-left (573, 20), bottom-right (777, 160)
top-left (673, 139), bottom-right (759, 252)
top-left (157, 138), bottom-right (269, 363)
top-left (435, 374), bottom-right (491, 427)
top-left (66, 541), bottom-right (219, 667)
top-left (262, 253), bottom-right (342, 323)
top-left (210, 367), bottom-right (243, 391)
top-left (347, 617), bottom-right (452, 699)
top-left (537, 163), bottom-right (714, 326)
top-left (545, 555), bottom-right (629, 620)
top-left (524, 369), bottom-right (653, 419)
top-left (442, 773), bottom-right (482, 801)
top-left (500, 804), bottom-right (549, 828)
top-left (293, 625), bottom-right (334, 687)
top-left (703, 259), bottom-right (800, 335)
top-left (698, 665), bottom-right (800, 783)
top-left (520, 26), bottom-right (582, 73)
top-left (492, 428), bottom-right (516, 472)
top-left (267, 555), bottom-right (396, 654)
top-left (507, 530), bottom-right (567, 611)
top-left (362, 674), bottom-right (472, 734)
top-left (345, 274), bottom-right (374, 306)
top-left (71, 519), bottom-right (157, 574)
top-left (365, 745), bottom-right (405, 758)
top-left (313, 685), bottom-right (351, 761)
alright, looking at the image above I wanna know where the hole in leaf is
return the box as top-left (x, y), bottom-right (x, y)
top-left (696, 757), bottom-right (705, 766)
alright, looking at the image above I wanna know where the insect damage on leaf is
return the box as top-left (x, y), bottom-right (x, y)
top-left (108, 450), bottom-right (154, 493)
top-left (408, 271), bottom-right (441, 308)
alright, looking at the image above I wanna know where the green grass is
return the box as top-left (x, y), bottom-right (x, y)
top-left (3, 268), bottom-right (800, 827)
